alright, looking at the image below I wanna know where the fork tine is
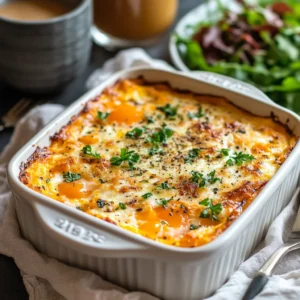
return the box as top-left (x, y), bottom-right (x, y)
top-left (4, 99), bottom-right (26, 118)
top-left (4, 98), bottom-right (32, 119)
top-left (2, 98), bottom-right (32, 127)
top-left (5, 98), bottom-right (30, 117)
top-left (10, 98), bottom-right (32, 117)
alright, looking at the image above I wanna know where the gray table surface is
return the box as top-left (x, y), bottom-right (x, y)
top-left (0, 1), bottom-right (201, 299)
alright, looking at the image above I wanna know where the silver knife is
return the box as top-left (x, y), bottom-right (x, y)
top-left (242, 187), bottom-right (300, 300)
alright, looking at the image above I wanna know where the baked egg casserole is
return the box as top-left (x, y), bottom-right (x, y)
top-left (19, 78), bottom-right (298, 247)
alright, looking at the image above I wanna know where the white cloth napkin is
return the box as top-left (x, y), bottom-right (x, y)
top-left (1, 48), bottom-right (300, 300)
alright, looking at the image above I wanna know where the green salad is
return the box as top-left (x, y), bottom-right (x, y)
top-left (176, 0), bottom-right (300, 113)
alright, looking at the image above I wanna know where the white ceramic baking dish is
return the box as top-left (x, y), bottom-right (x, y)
top-left (8, 68), bottom-right (300, 300)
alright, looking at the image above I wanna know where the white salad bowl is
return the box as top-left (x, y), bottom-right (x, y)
top-left (8, 67), bottom-right (300, 300)
top-left (169, 0), bottom-right (240, 72)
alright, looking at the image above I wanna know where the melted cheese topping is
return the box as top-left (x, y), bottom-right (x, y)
top-left (19, 79), bottom-right (298, 248)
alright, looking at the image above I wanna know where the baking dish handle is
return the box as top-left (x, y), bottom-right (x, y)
top-left (33, 202), bottom-right (149, 256)
top-left (191, 71), bottom-right (273, 104)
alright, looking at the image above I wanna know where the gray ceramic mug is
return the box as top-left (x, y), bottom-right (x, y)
top-left (0, 0), bottom-right (92, 93)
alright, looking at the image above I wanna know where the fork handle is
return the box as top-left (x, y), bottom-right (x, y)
top-left (242, 273), bottom-right (269, 300)
top-left (242, 242), bottom-right (300, 300)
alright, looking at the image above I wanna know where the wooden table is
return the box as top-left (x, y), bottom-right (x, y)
top-left (0, 1), bottom-right (201, 298)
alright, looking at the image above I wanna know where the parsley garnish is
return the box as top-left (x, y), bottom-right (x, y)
top-left (187, 106), bottom-right (205, 119)
top-left (142, 192), bottom-right (153, 199)
top-left (119, 202), bottom-right (127, 210)
top-left (190, 171), bottom-right (206, 188)
top-left (125, 127), bottom-right (144, 139)
top-left (63, 172), bottom-right (81, 183)
top-left (219, 148), bottom-right (230, 156)
top-left (110, 148), bottom-right (140, 169)
top-left (45, 179), bottom-right (51, 183)
top-left (159, 181), bottom-right (171, 190)
top-left (226, 151), bottom-right (255, 166)
top-left (206, 170), bottom-right (221, 184)
top-left (190, 224), bottom-right (200, 230)
top-left (199, 198), bottom-right (222, 221)
top-left (149, 145), bottom-right (164, 156)
top-left (145, 116), bottom-right (154, 124)
top-left (184, 148), bottom-right (201, 164)
top-left (147, 126), bottom-right (173, 156)
top-left (147, 126), bottom-right (174, 145)
top-left (156, 198), bottom-right (172, 207)
top-left (97, 111), bottom-right (110, 120)
top-left (82, 145), bottom-right (101, 158)
top-left (157, 104), bottom-right (178, 119)
top-left (190, 170), bottom-right (220, 187)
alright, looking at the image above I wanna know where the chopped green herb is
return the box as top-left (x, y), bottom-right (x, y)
top-left (63, 172), bottom-right (81, 183)
top-left (199, 198), bottom-right (222, 221)
top-left (76, 206), bottom-right (83, 211)
top-left (226, 158), bottom-right (234, 166)
top-left (184, 148), bottom-right (201, 164)
top-left (159, 181), bottom-right (171, 190)
top-left (125, 127), bottom-right (144, 139)
top-left (157, 104), bottom-right (178, 119)
top-left (191, 170), bottom-right (220, 187)
top-left (190, 224), bottom-right (200, 230)
top-left (45, 179), bottom-right (51, 183)
top-left (147, 126), bottom-right (174, 145)
top-left (97, 111), bottom-right (110, 120)
top-left (205, 155), bottom-right (210, 159)
top-left (187, 106), bottom-right (205, 119)
top-left (219, 148), bottom-right (230, 156)
top-left (149, 145), bottom-right (164, 156)
top-left (142, 192), bottom-right (153, 199)
top-left (82, 145), bottom-right (101, 158)
top-left (156, 198), bottom-right (172, 207)
top-left (206, 170), bottom-right (221, 184)
top-left (110, 148), bottom-right (140, 169)
top-left (119, 202), bottom-right (127, 210)
top-left (190, 171), bottom-right (206, 188)
top-left (99, 179), bottom-right (106, 184)
top-left (226, 151), bottom-right (255, 166)
top-left (146, 116), bottom-right (154, 124)
top-left (201, 208), bottom-right (210, 218)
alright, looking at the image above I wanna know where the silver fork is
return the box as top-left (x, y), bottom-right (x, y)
top-left (0, 98), bottom-right (33, 132)
top-left (242, 187), bottom-right (300, 300)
